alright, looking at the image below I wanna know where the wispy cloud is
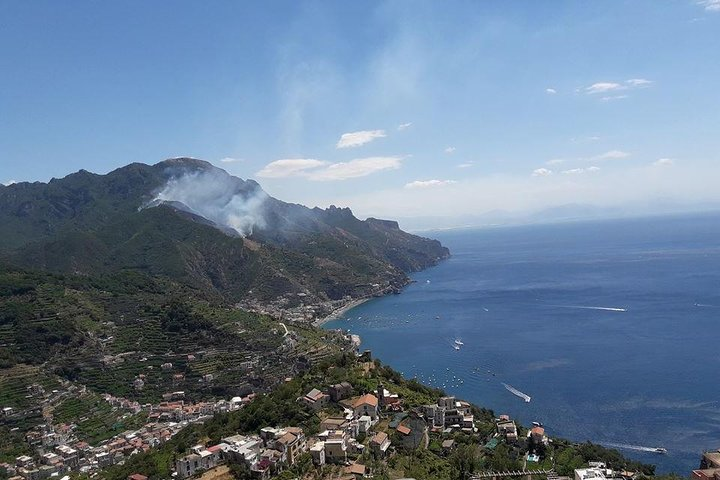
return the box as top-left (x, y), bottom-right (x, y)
top-left (653, 158), bottom-right (675, 167)
top-left (532, 168), bottom-right (553, 177)
top-left (601, 94), bottom-right (629, 102)
top-left (586, 82), bottom-right (624, 94)
top-left (626, 78), bottom-right (653, 87)
top-left (397, 122), bottom-right (413, 131)
top-left (590, 150), bottom-right (630, 161)
top-left (698, 0), bottom-right (720, 11)
top-left (256, 159), bottom-right (327, 178)
top-left (562, 166), bottom-right (600, 174)
top-left (220, 157), bottom-right (243, 164)
top-left (546, 88), bottom-right (557, 94)
top-left (546, 158), bottom-right (565, 166)
top-left (444, 146), bottom-right (456, 154)
top-left (309, 156), bottom-right (402, 181)
top-left (336, 130), bottom-right (386, 149)
top-left (405, 179), bottom-right (458, 189)
top-left (257, 156), bottom-right (402, 181)
top-left (584, 78), bottom-right (653, 98)
top-left (457, 161), bottom-right (474, 169)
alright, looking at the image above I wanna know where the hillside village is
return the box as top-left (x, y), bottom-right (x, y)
top-left (1, 337), bottom-right (694, 480)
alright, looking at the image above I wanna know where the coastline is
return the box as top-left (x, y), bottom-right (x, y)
top-left (313, 297), bottom-right (372, 327)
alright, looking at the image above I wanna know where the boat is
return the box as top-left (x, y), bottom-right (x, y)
top-left (453, 344), bottom-right (461, 350)
top-left (454, 339), bottom-right (464, 346)
top-left (654, 447), bottom-right (667, 454)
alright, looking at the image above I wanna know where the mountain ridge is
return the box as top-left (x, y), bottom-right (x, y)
top-left (0, 158), bottom-right (449, 310)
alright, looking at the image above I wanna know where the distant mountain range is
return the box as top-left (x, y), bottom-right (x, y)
top-left (395, 202), bottom-right (720, 233)
top-left (0, 158), bottom-right (449, 304)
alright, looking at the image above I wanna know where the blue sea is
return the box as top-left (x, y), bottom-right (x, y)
top-left (324, 213), bottom-right (720, 474)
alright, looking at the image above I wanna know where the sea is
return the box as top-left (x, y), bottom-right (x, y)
top-left (324, 212), bottom-right (720, 474)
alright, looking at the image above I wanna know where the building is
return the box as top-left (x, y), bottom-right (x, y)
top-left (328, 382), bottom-right (353, 402)
top-left (324, 437), bottom-right (347, 464)
top-left (693, 450), bottom-right (720, 480)
top-left (271, 428), bottom-right (307, 465)
top-left (302, 388), bottom-right (330, 411)
top-left (575, 467), bottom-right (607, 480)
top-left (530, 426), bottom-right (546, 445)
top-left (175, 454), bottom-right (202, 479)
top-left (496, 416), bottom-right (518, 443)
top-left (352, 394), bottom-right (379, 420)
top-left (442, 439), bottom-right (455, 454)
top-left (345, 463), bottom-right (367, 479)
top-left (310, 442), bottom-right (326, 466)
top-left (370, 431), bottom-right (391, 458)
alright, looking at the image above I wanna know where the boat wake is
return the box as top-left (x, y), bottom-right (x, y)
top-left (601, 442), bottom-right (667, 454)
top-left (552, 305), bottom-right (627, 312)
top-left (502, 383), bottom-right (531, 402)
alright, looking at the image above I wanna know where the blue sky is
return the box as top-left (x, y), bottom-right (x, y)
top-left (1, 1), bottom-right (719, 221)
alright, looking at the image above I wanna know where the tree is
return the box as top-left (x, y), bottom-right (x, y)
top-left (450, 444), bottom-right (480, 480)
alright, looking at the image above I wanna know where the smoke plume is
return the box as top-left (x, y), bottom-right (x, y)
top-left (151, 168), bottom-right (268, 237)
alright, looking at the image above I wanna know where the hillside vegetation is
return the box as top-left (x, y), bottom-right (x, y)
top-left (0, 158), bottom-right (449, 304)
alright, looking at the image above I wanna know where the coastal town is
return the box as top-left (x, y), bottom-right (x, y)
top-left (2, 328), bottom-right (717, 480)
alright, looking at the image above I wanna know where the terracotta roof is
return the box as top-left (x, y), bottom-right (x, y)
top-left (396, 425), bottom-right (411, 435)
top-left (353, 393), bottom-right (378, 408)
top-left (207, 445), bottom-right (222, 453)
top-left (277, 432), bottom-right (297, 445)
top-left (345, 463), bottom-right (366, 475)
top-left (371, 431), bottom-right (388, 444)
top-left (128, 474), bottom-right (148, 480)
top-left (531, 426), bottom-right (545, 435)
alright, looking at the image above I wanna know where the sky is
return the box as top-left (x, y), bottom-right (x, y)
top-left (1, 1), bottom-right (719, 224)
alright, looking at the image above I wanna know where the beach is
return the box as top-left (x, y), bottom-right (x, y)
top-left (313, 297), bottom-right (372, 327)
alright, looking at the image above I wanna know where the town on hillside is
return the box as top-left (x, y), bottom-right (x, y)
top-left (2, 342), bottom-right (716, 480)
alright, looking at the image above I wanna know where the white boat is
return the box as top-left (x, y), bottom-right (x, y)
top-left (454, 339), bottom-right (464, 346)
top-left (453, 344), bottom-right (461, 351)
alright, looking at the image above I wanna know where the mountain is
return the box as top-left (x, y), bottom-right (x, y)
top-left (0, 158), bottom-right (449, 307)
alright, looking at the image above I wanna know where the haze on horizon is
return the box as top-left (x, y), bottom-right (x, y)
top-left (1, 1), bottom-right (719, 228)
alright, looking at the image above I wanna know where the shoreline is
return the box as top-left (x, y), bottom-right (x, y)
top-left (313, 297), bottom-right (373, 327)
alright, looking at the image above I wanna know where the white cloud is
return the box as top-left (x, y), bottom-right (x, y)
top-left (257, 156), bottom-right (403, 181)
top-left (3, 180), bottom-right (17, 186)
top-left (546, 88), bottom-right (557, 94)
top-left (256, 159), bottom-right (327, 178)
top-left (532, 168), bottom-right (553, 177)
top-left (591, 150), bottom-right (631, 161)
top-left (309, 156), bottom-right (402, 181)
top-left (546, 159), bottom-right (565, 166)
top-left (457, 161), bottom-right (475, 169)
top-left (562, 166), bottom-right (601, 175)
top-left (405, 179), bottom-right (458, 189)
top-left (336, 130), bottom-right (386, 149)
top-left (626, 78), bottom-right (653, 87)
top-left (586, 82), bottom-right (625, 94)
top-left (698, 0), bottom-right (720, 11)
top-left (220, 157), bottom-right (243, 163)
top-left (584, 79), bottom-right (653, 98)
top-left (397, 122), bottom-right (413, 130)
top-left (444, 146), bottom-right (456, 154)
top-left (653, 158), bottom-right (675, 167)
